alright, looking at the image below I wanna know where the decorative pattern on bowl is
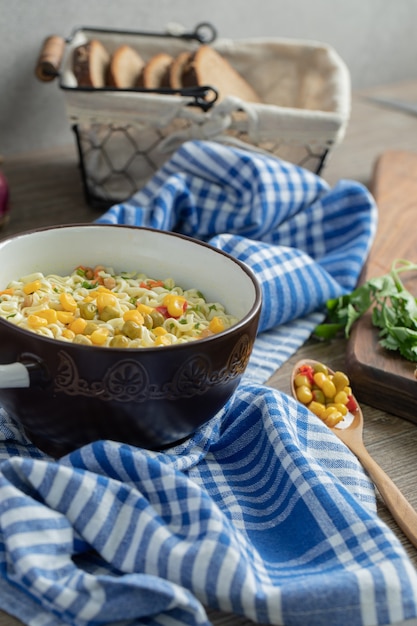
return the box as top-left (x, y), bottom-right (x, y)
top-left (54, 334), bottom-right (252, 402)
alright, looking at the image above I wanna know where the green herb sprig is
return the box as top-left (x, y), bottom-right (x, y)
top-left (314, 259), bottom-right (417, 362)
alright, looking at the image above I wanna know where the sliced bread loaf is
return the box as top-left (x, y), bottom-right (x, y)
top-left (181, 45), bottom-right (261, 103)
top-left (73, 39), bottom-right (110, 88)
top-left (138, 52), bottom-right (173, 89)
top-left (168, 51), bottom-right (193, 90)
top-left (107, 45), bottom-right (145, 88)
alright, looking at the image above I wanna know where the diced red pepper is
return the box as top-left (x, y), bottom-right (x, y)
top-left (140, 279), bottom-right (165, 290)
top-left (155, 305), bottom-right (169, 319)
top-left (298, 364), bottom-right (315, 385)
top-left (155, 301), bottom-right (187, 320)
top-left (346, 395), bottom-right (358, 413)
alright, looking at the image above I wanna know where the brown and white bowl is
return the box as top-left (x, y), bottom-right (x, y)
top-left (0, 224), bottom-right (261, 456)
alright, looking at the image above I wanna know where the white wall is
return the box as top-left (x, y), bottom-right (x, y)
top-left (1, 0), bottom-right (416, 156)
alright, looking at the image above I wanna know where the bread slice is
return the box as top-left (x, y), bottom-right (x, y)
top-left (168, 51), bottom-right (193, 90)
top-left (138, 52), bottom-right (173, 89)
top-left (73, 39), bottom-right (110, 88)
top-left (107, 45), bottom-right (145, 88)
top-left (181, 45), bottom-right (261, 103)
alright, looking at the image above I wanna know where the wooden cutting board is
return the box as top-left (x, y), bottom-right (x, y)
top-left (345, 150), bottom-right (417, 423)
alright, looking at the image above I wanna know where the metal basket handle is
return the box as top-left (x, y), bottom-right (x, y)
top-left (35, 22), bottom-right (217, 83)
top-left (171, 22), bottom-right (217, 43)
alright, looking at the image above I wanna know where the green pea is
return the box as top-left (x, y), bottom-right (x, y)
top-left (143, 313), bottom-right (153, 330)
top-left (313, 389), bottom-right (326, 405)
top-left (99, 305), bottom-right (120, 322)
top-left (109, 335), bottom-right (130, 348)
top-left (78, 302), bottom-right (97, 320)
top-left (150, 310), bottom-right (165, 328)
top-left (83, 322), bottom-right (99, 335)
top-left (333, 371), bottom-right (350, 392)
top-left (122, 320), bottom-right (142, 339)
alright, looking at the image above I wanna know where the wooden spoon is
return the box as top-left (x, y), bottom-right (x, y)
top-left (291, 359), bottom-right (417, 549)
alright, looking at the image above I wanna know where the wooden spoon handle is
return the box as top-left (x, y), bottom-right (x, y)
top-left (354, 442), bottom-right (417, 548)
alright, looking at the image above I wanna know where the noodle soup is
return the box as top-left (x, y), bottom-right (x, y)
top-left (0, 265), bottom-right (239, 349)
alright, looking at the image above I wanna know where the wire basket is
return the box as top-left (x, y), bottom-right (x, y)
top-left (36, 23), bottom-right (351, 209)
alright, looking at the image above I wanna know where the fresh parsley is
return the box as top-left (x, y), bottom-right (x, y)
top-left (314, 259), bottom-right (417, 362)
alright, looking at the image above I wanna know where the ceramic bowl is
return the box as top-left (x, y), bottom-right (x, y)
top-left (0, 224), bottom-right (261, 456)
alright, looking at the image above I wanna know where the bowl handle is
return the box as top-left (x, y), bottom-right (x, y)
top-left (0, 362), bottom-right (30, 388)
top-left (0, 354), bottom-right (49, 389)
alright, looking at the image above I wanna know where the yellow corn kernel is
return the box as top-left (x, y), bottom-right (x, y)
top-left (324, 412), bottom-right (344, 427)
top-left (136, 302), bottom-right (154, 316)
top-left (326, 403), bottom-right (347, 416)
top-left (334, 390), bottom-right (349, 405)
top-left (69, 317), bottom-right (88, 335)
top-left (323, 405), bottom-right (340, 419)
top-left (153, 326), bottom-right (168, 336)
top-left (163, 294), bottom-right (186, 317)
top-left (90, 327), bottom-right (109, 345)
top-left (96, 286), bottom-right (114, 295)
top-left (37, 308), bottom-right (58, 324)
top-left (294, 373), bottom-right (311, 388)
top-left (208, 316), bottom-right (225, 334)
top-left (333, 403), bottom-right (348, 416)
top-left (322, 378), bottom-right (337, 400)
top-left (296, 385), bottom-right (313, 405)
top-left (62, 329), bottom-right (75, 340)
top-left (123, 309), bottom-right (144, 325)
top-left (307, 401), bottom-right (327, 419)
top-left (313, 372), bottom-right (327, 389)
top-left (27, 314), bottom-right (48, 328)
top-left (23, 280), bottom-right (42, 295)
top-left (155, 334), bottom-right (172, 346)
top-left (96, 292), bottom-right (118, 313)
top-left (56, 311), bottom-right (75, 325)
top-left (60, 292), bottom-right (77, 312)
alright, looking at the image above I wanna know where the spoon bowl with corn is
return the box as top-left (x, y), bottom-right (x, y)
top-left (291, 359), bottom-right (417, 549)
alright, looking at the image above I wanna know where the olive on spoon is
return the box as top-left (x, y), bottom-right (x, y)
top-left (291, 359), bottom-right (417, 549)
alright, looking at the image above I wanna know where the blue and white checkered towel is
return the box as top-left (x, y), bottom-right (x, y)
top-left (0, 140), bottom-right (416, 626)
top-left (96, 140), bottom-right (377, 383)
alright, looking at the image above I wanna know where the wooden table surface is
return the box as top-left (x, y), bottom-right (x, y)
top-left (1, 79), bottom-right (417, 625)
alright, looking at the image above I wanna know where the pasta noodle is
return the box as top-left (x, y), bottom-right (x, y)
top-left (0, 265), bottom-right (239, 348)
